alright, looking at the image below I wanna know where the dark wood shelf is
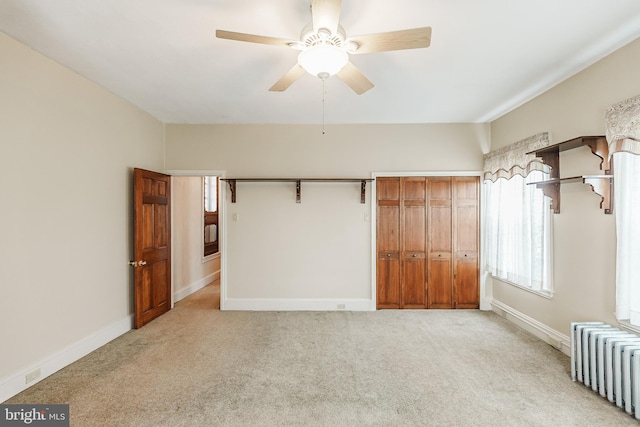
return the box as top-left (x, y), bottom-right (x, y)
top-left (221, 178), bottom-right (374, 204)
top-left (526, 135), bottom-right (611, 174)
top-left (527, 176), bottom-right (583, 185)
top-left (526, 136), bottom-right (612, 214)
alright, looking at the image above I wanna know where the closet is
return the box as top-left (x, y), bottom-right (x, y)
top-left (376, 176), bottom-right (479, 309)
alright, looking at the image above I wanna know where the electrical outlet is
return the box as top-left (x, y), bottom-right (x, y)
top-left (25, 368), bottom-right (41, 384)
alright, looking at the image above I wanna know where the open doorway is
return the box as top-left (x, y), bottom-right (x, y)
top-left (169, 171), bottom-right (224, 310)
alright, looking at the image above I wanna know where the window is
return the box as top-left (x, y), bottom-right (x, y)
top-left (203, 176), bottom-right (219, 257)
top-left (613, 152), bottom-right (640, 325)
top-left (483, 171), bottom-right (552, 293)
top-left (482, 132), bottom-right (553, 295)
top-left (606, 93), bottom-right (640, 327)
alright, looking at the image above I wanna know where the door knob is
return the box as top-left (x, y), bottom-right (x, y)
top-left (413, 254), bottom-right (417, 257)
top-left (387, 253), bottom-right (391, 257)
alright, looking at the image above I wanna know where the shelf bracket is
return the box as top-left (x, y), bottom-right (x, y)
top-left (581, 136), bottom-right (611, 174)
top-left (228, 179), bottom-right (236, 203)
top-left (583, 176), bottom-right (613, 214)
top-left (536, 149), bottom-right (560, 179)
top-left (535, 182), bottom-right (560, 214)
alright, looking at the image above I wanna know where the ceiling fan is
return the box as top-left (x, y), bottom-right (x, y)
top-left (216, 0), bottom-right (432, 95)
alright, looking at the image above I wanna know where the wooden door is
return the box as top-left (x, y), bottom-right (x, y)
top-left (377, 175), bottom-right (479, 310)
top-left (453, 176), bottom-right (479, 308)
top-left (427, 177), bottom-right (453, 308)
top-left (401, 178), bottom-right (427, 308)
top-left (376, 178), bottom-right (401, 308)
top-left (133, 168), bottom-right (172, 328)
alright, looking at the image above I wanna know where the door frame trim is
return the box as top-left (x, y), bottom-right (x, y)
top-left (165, 169), bottom-right (227, 309)
top-left (370, 171), bottom-right (488, 310)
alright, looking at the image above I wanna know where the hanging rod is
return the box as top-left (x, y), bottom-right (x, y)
top-left (221, 178), bottom-right (374, 204)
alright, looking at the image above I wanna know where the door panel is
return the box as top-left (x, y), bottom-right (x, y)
top-left (453, 177), bottom-right (479, 308)
top-left (377, 255), bottom-right (400, 308)
top-left (378, 177), bottom-right (400, 200)
top-left (455, 206), bottom-right (478, 252)
top-left (428, 258), bottom-right (452, 308)
top-left (427, 177), bottom-right (452, 308)
top-left (376, 178), bottom-right (401, 308)
top-left (455, 257), bottom-right (479, 308)
top-left (402, 257), bottom-right (426, 307)
top-left (429, 206), bottom-right (451, 252)
top-left (401, 178), bottom-right (426, 308)
top-left (378, 206), bottom-right (400, 252)
top-left (134, 168), bottom-right (171, 328)
top-left (403, 177), bottom-right (426, 200)
top-left (404, 206), bottom-right (425, 251)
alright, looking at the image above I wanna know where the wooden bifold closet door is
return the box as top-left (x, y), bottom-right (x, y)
top-left (376, 176), bottom-right (479, 309)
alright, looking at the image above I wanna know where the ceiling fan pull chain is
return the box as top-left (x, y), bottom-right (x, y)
top-left (322, 78), bottom-right (326, 135)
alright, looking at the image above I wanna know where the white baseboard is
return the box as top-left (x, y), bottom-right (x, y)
top-left (491, 299), bottom-right (570, 356)
top-left (223, 298), bottom-right (374, 311)
top-left (0, 315), bottom-right (132, 403)
top-left (174, 271), bottom-right (219, 303)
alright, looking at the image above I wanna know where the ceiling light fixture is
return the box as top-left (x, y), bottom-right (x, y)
top-left (297, 43), bottom-right (348, 79)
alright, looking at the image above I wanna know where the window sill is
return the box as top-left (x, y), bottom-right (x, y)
top-left (491, 276), bottom-right (554, 299)
top-left (202, 251), bottom-right (220, 264)
top-left (617, 320), bottom-right (640, 335)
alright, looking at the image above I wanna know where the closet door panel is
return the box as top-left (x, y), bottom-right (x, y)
top-left (455, 258), bottom-right (479, 308)
top-left (428, 258), bottom-right (452, 308)
top-left (377, 253), bottom-right (400, 308)
top-left (453, 177), bottom-right (479, 308)
top-left (429, 206), bottom-right (452, 252)
top-left (376, 178), bottom-right (401, 308)
top-left (402, 257), bottom-right (426, 307)
top-left (427, 177), bottom-right (452, 309)
top-left (401, 178), bottom-right (426, 308)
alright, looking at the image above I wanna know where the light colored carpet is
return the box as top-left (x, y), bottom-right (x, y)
top-left (6, 282), bottom-right (637, 426)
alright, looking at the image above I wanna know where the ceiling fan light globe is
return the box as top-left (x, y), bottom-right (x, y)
top-left (298, 44), bottom-right (348, 78)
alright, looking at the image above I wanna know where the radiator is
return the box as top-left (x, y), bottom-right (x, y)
top-left (571, 322), bottom-right (640, 419)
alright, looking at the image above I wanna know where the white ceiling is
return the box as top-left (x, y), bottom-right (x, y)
top-left (2, 0), bottom-right (640, 124)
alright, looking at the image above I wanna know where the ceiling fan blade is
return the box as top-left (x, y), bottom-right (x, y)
top-left (269, 64), bottom-right (306, 92)
top-left (336, 62), bottom-right (374, 95)
top-left (348, 27), bottom-right (432, 54)
top-left (216, 29), bottom-right (296, 48)
top-left (311, 0), bottom-right (342, 35)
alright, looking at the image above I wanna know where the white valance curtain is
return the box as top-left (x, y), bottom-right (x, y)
top-left (483, 132), bottom-right (551, 182)
top-left (607, 94), bottom-right (640, 325)
top-left (606, 93), bottom-right (640, 156)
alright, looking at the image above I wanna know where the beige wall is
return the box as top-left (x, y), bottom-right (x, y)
top-left (166, 124), bottom-right (490, 175)
top-left (490, 37), bottom-right (640, 336)
top-left (0, 32), bottom-right (164, 392)
top-left (165, 123), bottom-right (488, 309)
top-left (172, 176), bottom-right (218, 300)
